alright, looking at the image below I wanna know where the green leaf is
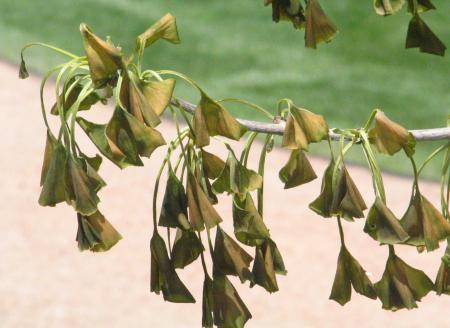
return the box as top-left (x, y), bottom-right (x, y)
top-left (279, 149), bottom-right (317, 189)
top-left (374, 252), bottom-right (434, 310)
top-left (400, 191), bottom-right (450, 252)
top-left (38, 140), bottom-right (67, 207)
top-left (364, 197), bottom-right (410, 245)
top-left (171, 229), bottom-right (204, 269)
top-left (202, 149), bottom-right (226, 180)
top-left (331, 166), bottom-right (367, 220)
top-left (76, 211), bottom-right (122, 252)
top-left (213, 226), bottom-right (253, 283)
top-left (193, 93), bottom-right (247, 147)
top-left (77, 117), bottom-right (142, 168)
top-left (373, 0), bottom-right (405, 16)
top-left (158, 168), bottom-right (190, 230)
top-left (212, 274), bottom-right (252, 328)
top-left (150, 232), bottom-right (196, 303)
top-left (305, 0), bottom-right (337, 48)
top-left (80, 23), bottom-right (122, 88)
top-left (309, 159), bottom-right (335, 218)
top-left (137, 13), bottom-right (180, 49)
top-left (141, 78), bottom-right (176, 116)
top-left (232, 193), bottom-right (270, 247)
top-left (212, 150), bottom-right (262, 198)
top-left (202, 275), bottom-right (215, 328)
top-left (120, 71), bottom-right (161, 128)
top-left (329, 245), bottom-right (377, 305)
top-left (186, 172), bottom-right (222, 231)
top-left (405, 14), bottom-right (446, 56)
top-left (368, 111), bottom-right (416, 156)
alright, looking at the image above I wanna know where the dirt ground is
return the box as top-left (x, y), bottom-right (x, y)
top-left (1, 60), bottom-right (449, 328)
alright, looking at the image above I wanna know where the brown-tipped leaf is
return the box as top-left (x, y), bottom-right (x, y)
top-left (305, 0), bottom-right (337, 48)
top-left (137, 13), bottom-right (180, 49)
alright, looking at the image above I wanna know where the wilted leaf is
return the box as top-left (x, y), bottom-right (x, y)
top-left (266, 0), bottom-right (306, 29)
top-left (76, 211), bottom-right (122, 252)
top-left (435, 243), bottom-right (450, 295)
top-left (232, 193), bottom-right (270, 246)
top-left (137, 13), bottom-right (180, 49)
top-left (202, 275), bottom-right (215, 328)
top-left (329, 245), bottom-right (377, 305)
top-left (364, 197), bottom-right (410, 245)
top-left (281, 114), bottom-right (308, 150)
top-left (213, 226), bottom-right (253, 283)
top-left (305, 0), bottom-right (337, 48)
top-left (407, 0), bottom-right (435, 13)
top-left (150, 232), bottom-right (196, 303)
top-left (405, 14), bottom-right (446, 56)
top-left (186, 172), bottom-right (222, 231)
top-left (212, 150), bottom-right (262, 198)
top-left (331, 166), bottom-right (367, 220)
top-left (368, 111), bottom-right (416, 156)
top-left (400, 191), bottom-right (450, 252)
top-left (202, 149), bottom-right (226, 180)
top-left (80, 23), bottom-right (122, 87)
top-left (375, 251), bottom-right (434, 310)
top-left (212, 274), bottom-right (252, 328)
top-left (171, 229), bottom-right (204, 269)
top-left (19, 55), bottom-right (29, 79)
top-left (193, 93), bottom-right (246, 147)
top-left (309, 159), bottom-right (335, 218)
top-left (291, 105), bottom-right (329, 144)
top-left (142, 78), bottom-right (175, 116)
top-left (279, 149), bottom-right (317, 189)
top-left (373, 0), bottom-right (405, 15)
top-left (159, 168), bottom-right (190, 230)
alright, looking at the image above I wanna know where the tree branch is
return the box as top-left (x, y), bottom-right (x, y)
top-left (172, 98), bottom-right (450, 142)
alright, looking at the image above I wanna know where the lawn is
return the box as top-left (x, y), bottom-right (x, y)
top-left (1, 0), bottom-right (449, 178)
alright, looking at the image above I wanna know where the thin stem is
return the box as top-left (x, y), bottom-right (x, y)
top-left (418, 143), bottom-right (450, 177)
top-left (240, 132), bottom-right (258, 166)
top-left (21, 42), bottom-right (79, 59)
top-left (258, 134), bottom-right (273, 216)
top-left (218, 98), bottom-right (274, 120)
top-left (336, 216), bottom-right (345, 246)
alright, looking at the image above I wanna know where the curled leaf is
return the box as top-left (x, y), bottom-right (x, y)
top-left (373, 0), bottom-right (405, 16)
top-left (305, 0), bottom-right (337, 48)
top-left (374, 252), bottom-right (434, 310)
top-left (186, 172), bottom-right (222, 231)
top-left (202, 149), bottom-right (226, 180)
top-left (137, 13), bottom-right (180, 49)
top-left (19, 55), bottom-right (29, 79)
top-left (279, 149), bottom-right (317, 189)
top-left (405, 14), bottom-right (446, 56)
top-left (141, 78), bottom-right (175, 116)
top-left (202, 275), bottom-right (215, 328)
top-left (171, 229), bottom-right (204, 269)
top-left (281, 114), bottom-right (307, 150)
top-left (329, 245), bottom-right (377, 305)
top-left (400, 191), bottom-right (450, 252)
top-left (266, 0), bottom-right (306, 29)
top-left (368, 111), bottom-right (416, 156)
top-left (80, 23), bottom-right (122, 87)
top-left (76, 211), bottom-right (122, 252)
top-left (309, 159), bottom-right (335, 218)
top-left (435, 244), bottom-right (450, 295)
top-left (364, 197), bottom-right (410, 245)
top-left (232, 193), bottom-right (270, 246)
top-left (407, 0), bottom-right (435, 13)
top-left (150, 232), bottom-right (196, 303)
top-left (213, 226), bottom-right (253, 283)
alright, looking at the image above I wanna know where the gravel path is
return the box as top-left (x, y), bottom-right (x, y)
top-left (1, 61), bottom-right (449, 328)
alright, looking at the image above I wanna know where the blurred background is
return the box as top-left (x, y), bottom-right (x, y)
top-left (0, 0), bottom-right (449, 327)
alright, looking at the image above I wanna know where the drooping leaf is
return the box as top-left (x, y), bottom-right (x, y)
top-left (368, 111), bottom-right (416, 156)
top-left (141, 78), bottom-right (176, 116)
top-left (186, 172), bottom-right (222, 231)
top-left (80, 23), bottom-right (122, 88)
top-left (265, 0), bottom-right (306, 29)
top-left (137, 13), bottom-right (180, 49)
top-left (212, 150), bottom-right (262, 198)
top-left (79, 152), bottom-right (103, 172)
top-left (213, 226), bottom-right (253, 283)
top-left (202, 149), bottom-right (226, 180)
top-left (171, 229), bottom-right (204, 269)
top-left (77, 117), bottom-right (142, 168)
top-left (364, 197), bottom-right (410, 245)
top-left (232, 193), bottom-right (270, 246)
top-left (159, 168), bottom-right (190, 230)
top-left (400, 191), bottom-right (450, 252)
top-left (212, 274), bottom-right (252, 328)
top-left (38, 140), bottom-right (67, 207)
top-left (305, 0), bottom-right (337, 48)
top-left (202, 275), bottom-right (215, 328)
top-left (373, 0), bottom-right (405, 15)
top-left (281, 114), bottom-right (308, 150)
top-left (405, 14), bottom-right (446, 56)
top-left (374, 251), bottom-right (434, 310)
top-left (150, 232), bottom-right (196, 303)
top-left (267, 239), bottom-right (287, 275)
top-left (329, 245), bottom-right (377, 305)
top-left (120, 71), bottom-right (161, 128)
top-left (19, 55), bottom-right (29, 79)
top-left (193, 93), bottom-right (246, 147)
top-left (279, 149), bottom-right (317, 189)
top-left (290, 105), bottom-right (329, 144)
top-left (435, 243), bottom-right (450, 295)
top-left (407, 0), bottom-right (435, 13)
top-left (331, 166), bottom-right (367, 220)
top-left (76, 211), bottom-right (122, 252)
top-left (309, 159), bottom-right (335, 218)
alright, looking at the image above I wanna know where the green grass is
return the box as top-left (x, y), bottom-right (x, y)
top-left (1, 0), bottom-right (449, 179)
